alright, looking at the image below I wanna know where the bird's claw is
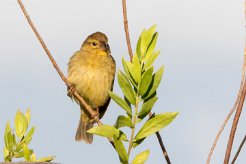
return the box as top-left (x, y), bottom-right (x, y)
top-left (67, 85), bottom-right (76, 98)
top-left (90, 109), bottom-right (99, 122)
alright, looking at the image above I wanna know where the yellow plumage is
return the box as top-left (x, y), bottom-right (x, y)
top-left (67, 32), bottom-right (116, 143)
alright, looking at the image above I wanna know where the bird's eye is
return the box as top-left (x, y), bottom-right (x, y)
top-left (92, 42), bottom-right (97, 46)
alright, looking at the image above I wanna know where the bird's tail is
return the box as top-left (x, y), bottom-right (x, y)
top-left (75, 111), bottom-right (93, 144)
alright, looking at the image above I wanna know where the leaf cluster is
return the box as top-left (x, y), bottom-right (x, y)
top-left (88, 25), bottom-right (178, 164)
top-left (3, 109), bottom-right (55, 162)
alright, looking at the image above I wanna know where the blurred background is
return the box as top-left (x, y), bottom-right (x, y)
top-left (0, 0), bottom-right (245, 163)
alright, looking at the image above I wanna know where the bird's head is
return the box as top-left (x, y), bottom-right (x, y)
top-left (81, 32), bottom-right (111, 56)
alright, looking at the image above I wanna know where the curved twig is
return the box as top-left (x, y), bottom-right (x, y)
top-left (223, 1), bottom-right (246, 162)
top-left (148, 112), bottom-right (171, 164)
top-left (17, 0), bottom-right (114, 146)
top-left (224, 80), bottom-right (246, 164)
top-left (121, 0), bottom-right (171, 163)
top-left (122, 0), bottom-right (133, 62)
top-left (206, 50), bottom-right (246, 164)
top-left (224, 51), bottom-right (246, 164)
top-left (231, 135), bottom-right (246, 164)
top-left (207, 1), bottom-right (246, 163)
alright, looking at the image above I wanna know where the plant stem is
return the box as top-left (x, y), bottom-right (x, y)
top-left (224, 81), bottom-right (246, 164)
top-left (127, 97), bottom-right (140, 156)
top-left (231, 135), bottom-right (246, 164)
top-left (122, 0), bottom-right (133, 62)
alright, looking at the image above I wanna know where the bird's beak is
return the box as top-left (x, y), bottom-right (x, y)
top-left (106, 43), bottom-right (111, 54)
top-left (101, 41), bottom-right (111, 54)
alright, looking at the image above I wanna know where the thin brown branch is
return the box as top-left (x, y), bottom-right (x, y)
top-left (122, 0), bottom-right (133, 62)
top-left (223, 1), bottom-right (246, 162)
top-left (207, 1), bottom-right (246, 162)
top-left (155, 130), bottom-right (171, 164)
top-left (206, 94), bottom-right (240, 164)
top-left (224, 80), bottom-right (246, 164)
top-left (206, 49), bottom-right (246, 164)
top-left (17, 0), bottom-right (114, 146)
top-left (231, 135), bottom-right (246, 164)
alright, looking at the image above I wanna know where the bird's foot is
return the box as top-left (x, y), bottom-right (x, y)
top-left (90, 108), bottom-right (99, 123)
top-left (67, 84), bottom-right (76, 98)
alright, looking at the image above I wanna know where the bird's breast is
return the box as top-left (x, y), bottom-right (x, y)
top-left (68, 52), bottom-right (115, 108)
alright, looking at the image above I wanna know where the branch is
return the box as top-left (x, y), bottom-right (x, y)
top-left (231, 135), bottom-right (246, 164)
top-left (17, 0), bottom-right (114, 146)
top-left (223, 1), bottom-right (246, 162)
top-left (224, 80), bottom-right (246, 164)
top-left (206, 49), bottom-right (246, 164)
top-left (207, 1), bottom-right (246, 162)
top-left (155, 125), bottom-right (171, 164)
top-left (122, 0), bottom-right (133, 62)
top-left (148, 112), bottom-right (171, 164)
top-left (121, 1), bottom-right (172, 162)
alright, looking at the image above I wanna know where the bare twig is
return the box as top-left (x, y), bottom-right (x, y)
top-left (224, 80), bottom-right (246, 163)
top-left (207, 1), bottom-right (246, 163)
top-left (155, 126), bottom-right (171, 164)
top-left (223, 1), bottom-right (246, 162)
top-left (121, 0), bottom-right (172, 163)
top-left (149, 112), bottom-right (171, 164)
top-left (122, 0), bottom-right (133, 62)
top-left (231, 135), bottom-right (246, 164)
top-left (17, 0), bottom-right (114, 146)
top-left (206, 50), bottom-right (246, 164)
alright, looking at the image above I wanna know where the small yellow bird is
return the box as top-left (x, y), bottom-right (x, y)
top-left (67, 32), bottom-right (116, 143)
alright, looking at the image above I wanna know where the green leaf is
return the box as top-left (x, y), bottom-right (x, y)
top-left (122, 58), bottom-right (138, 88)
top-left (136, 35), bottom-right (142, 59)
top-left (25, 108), bottom-right (31, 125)
top-left (132, 137), bottom-right (146, 148)
top-left (14, 149), bottom-right (33, 158)
top-left (144, 32), bottom-right (158, 61)
top-left (15, 127), bottom-right (35, 152)
top-left (4, 121), bottom-right (11, 150)
top-left (145, 25), bottom-right (157, 51)
top-left (146, 24), bottom-right (157, 39)
top-left (23, 126), bottom-right (35, 144)
top-left (3, 146), bottom-right (9, 159)
top-left (118, 70), bottom-right (136, 105)
top-left (15, 110), bottom-right (28, 139)
top-left (3, 146), bottom-right (11, 162)
top-left (87, 125), bottom-right (128, 141)
top-left (139, 67), bottom-right (154, 96)
top-left (14, 151), bottom-right (24, 158)
top-left (122, 57), bottom-right (130, 78)
top-left (115, 115), bottom-right (134, 129)
top-left (140, 29), bottom-right (148, 56)
top-left (138, 96), bottom-right (158, 119)
top-left (23, 143), bottom-right (31, 161)
top-left (131, 55), bottom-right (142, 84)
top-left (114, 136), bottom-right (128, 164)
top-left (108, 91), bottom-right (132, 116)
top-left (131, 149), bottom-right (150, 164)
top-left (144, 51), bottom-right (160, 70)
top-left (134, 112), bottom-right (178, 140)
top-left (6, 132), bottom-right (15, 153)
top-left (30, 153), bottom-right (36, 161)
top-left (139, 25), bottom-right (157, 58)
top-left (126, 62), bottom-right (137, 84)
top-left (37, 156), bottom-right (56, 162)
top-left (144, 66), bottom-right (164, 99)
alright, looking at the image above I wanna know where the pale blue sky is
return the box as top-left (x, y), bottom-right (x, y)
top-left (0, 0), bottom-right (245, 163)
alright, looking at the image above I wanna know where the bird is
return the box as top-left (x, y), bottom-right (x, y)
top-left (67, 32), bottom-right (116, 144)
